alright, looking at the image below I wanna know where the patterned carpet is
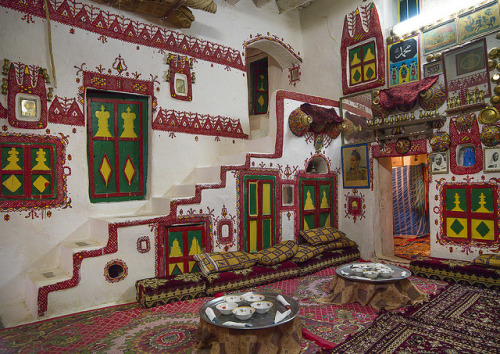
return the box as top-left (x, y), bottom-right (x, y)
top-left (0, 267), bottom-right (448, 353)
top-left (394, 236), bottom-right (430, 260)
top-left (330, 284), bottom-right (500, 353)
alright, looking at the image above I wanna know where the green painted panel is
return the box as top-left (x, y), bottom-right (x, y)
top-left (471, 188), bottom-right (494, 213)
top-left (30, 147), bottom-right (52, 171)
top-left (1, 174), bottom-right (24, 196)
top-left (31, 174), bottom-right (52, 196)
top-left (91, 101), bottom-right (115, 138)
top-left (2, 146), bottom-right (24, 171)
top-left (262, 219), bottom-right (271, 249)
top-left (92, 140), bottom-right (116, 194)
top-left (304, 214), bottom-right (315, 230)
top-left (319, 184), bottom-right (330, 208)
top-left (118, 103), bottom-right (141, 139)
top-left (320, 212), bottom-right (331, 227)
top-left (446, 188), bottom-right (467, 212)
top-left (249, 182), bottom-right (258, 216)
top-left (168, 231), bottom-right (184, 257)
top-left (304, 185), bottom-right (316, 210)
top-left (188, 230), bottom-right (203, 255)
top-left (118, 140), bottom-right (141, 193)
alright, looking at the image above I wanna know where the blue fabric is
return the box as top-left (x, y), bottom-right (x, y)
top-left (392, 164), bottom-right (430, 237)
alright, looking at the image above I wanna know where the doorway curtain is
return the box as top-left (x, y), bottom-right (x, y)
top-left (392, 164), bottom-right (430, 237)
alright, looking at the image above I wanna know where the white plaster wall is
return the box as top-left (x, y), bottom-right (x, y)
top-left (0, 0), bottom-right (305, 322)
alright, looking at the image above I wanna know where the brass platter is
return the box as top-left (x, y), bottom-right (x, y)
top-left (478, 106), bottom-right (500, 125)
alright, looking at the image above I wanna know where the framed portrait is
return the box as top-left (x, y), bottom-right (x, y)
top-left (431, 151), bottom-right (449, 174)
top-left (341, 143), bottom-right (370, 189)
top-left (484, 147), bottom-right (500, 172)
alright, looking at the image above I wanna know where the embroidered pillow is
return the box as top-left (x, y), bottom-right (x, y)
top-left (323, 237), bottom-right (357, 250)
top-left (193, 251), bottom-right (257, 276)
top-left (473, 254), bottom-right (500, 269)
top-left (255, 240), bottom-right (298, 266)
top-left (299, 227), bottom-right (345, 246)
top-left (292, 243), bottom-right (328, 263)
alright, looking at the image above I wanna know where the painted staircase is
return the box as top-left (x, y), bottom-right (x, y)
top-left (6, 134), bottom-right (275, 327)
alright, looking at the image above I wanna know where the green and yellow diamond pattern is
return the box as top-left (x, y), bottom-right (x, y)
top-left (446, 217), bottom-right (468, 238)
top-left (471, 219), bottom-right (495, 241)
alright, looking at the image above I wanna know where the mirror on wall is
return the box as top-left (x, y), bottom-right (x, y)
top-left (340, 91), bottom-right (376, 145)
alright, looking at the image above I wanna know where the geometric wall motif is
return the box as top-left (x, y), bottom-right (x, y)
top-left (341, 2), bottom-right (385, 95)
top-left (0, 133), bottom-right (68, 211)
top-left (442, 184), bottom-right (498, 244)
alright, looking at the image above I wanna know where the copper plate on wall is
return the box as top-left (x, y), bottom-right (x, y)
top-left (479, 106), bottom-right (500, 125)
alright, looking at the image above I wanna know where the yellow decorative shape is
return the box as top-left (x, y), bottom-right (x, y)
top-left (323, 214), bottom-right (331, 227)
top-left (123, 157), bottom-right (136, 185)
top-left (249, 220), bottom-right (257, 253)
top-left (446, 217), bottom-right (468, 238)
top-left (120, 107), bottom-right (138, 138)
top-left (471, 219), bottom-right (495, 241)
top-left (364, 47), bottom-right (375, 61)
top-left (3, 175), bottom-right (22, 192)
top-left (320, 190), bottom-right (329, 208)
top-left (169, 238), bottom-right (183, 257)
top-left (351, 53), bottom-right (361, 65)
top-left (4, 148), bottom-right (22, 171)
top-left (189, 260), bottom-right (197, 272)
top-left (304, 190), bottom-right (315, 210)
top-left (364, 62), bottom-right (376, 80)
top-left (99, 155), bottom-right (112, 186)
top-left (451, 193), bottom-right (464, 211)
top-left (95, 105), bottom-right (113, 138)
top-left (189, 237), bottom-right (202, 255)
top-left (303, 218), bottom-right (310, 230)
top-left (262, 183), bottom-right (271, 216)
top-left (33, 176), bottom-right (49, 193)
top-left (474, 193), bottom-right (490, 213)
top-left (257, 94), bottom-right (265, 108)
top-left (32, 148), bottom-right (50, 171)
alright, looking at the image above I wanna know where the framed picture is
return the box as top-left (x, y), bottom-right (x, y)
top-left (423, 60), bottom-right (443, 78)
top-left (443, 38), bottom-right (490, 102)
top-left (341, 143), bottom-right (370, 189)
top-left (458, 1), bottom-right (500, 43)
top-left (484, 147), bottom-right (500, 172)
top-left (422, 20), bottom-right (457, 56)
top-left (431, 151), bottom-right (449, 174)
top-left (282, 184), bottom-right (294, 206)
top-left (387, 35), bottom-right (420, 87)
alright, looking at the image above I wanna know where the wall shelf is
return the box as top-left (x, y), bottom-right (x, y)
top-left (366, 115), bottom-right (446, 142)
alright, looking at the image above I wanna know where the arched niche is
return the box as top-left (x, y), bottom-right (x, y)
top-left (306, 156), bottom-right (328, 174)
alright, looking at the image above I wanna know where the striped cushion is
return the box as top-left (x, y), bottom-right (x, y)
top-left (473, 254), bottom-right (500, 269)
top-left (193, 251), bottom-right (257, 276)
top-left (292, 243), bottom-right (328, 263)
top-left (300, 227), bottom-right (345, 246)
top-left (255, 240), bottom-right (298, 266)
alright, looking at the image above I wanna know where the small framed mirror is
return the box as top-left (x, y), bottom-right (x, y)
top-left (340, 91), bottom-right (376, 146)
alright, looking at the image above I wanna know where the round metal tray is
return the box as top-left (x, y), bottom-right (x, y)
top-left (199, 291), bottom-right (300, 330)
top-left (336, 262), bottom-right (411, 283)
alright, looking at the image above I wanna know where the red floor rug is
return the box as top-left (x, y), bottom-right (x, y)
top-left (0, 267), bottom-right (448, 353)
top-left (394, 236), bottom-right (430, 260)
top-left (330, 284), bottom-right (500, 353)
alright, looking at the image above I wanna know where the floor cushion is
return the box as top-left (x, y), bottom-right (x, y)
top-left (297, 246), bottom-right (361, 277)
top-left (136, 273), bottom-right (206, 308)
top-left (410, 256), bottom-right (500, 290)
top-left (203, 261), bottom-right (299, 296)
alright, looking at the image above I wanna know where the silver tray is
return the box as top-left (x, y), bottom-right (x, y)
top-left (199, 291), bottom-right (300, 330)
top-left (336, 262), bottom-right (412, 283)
